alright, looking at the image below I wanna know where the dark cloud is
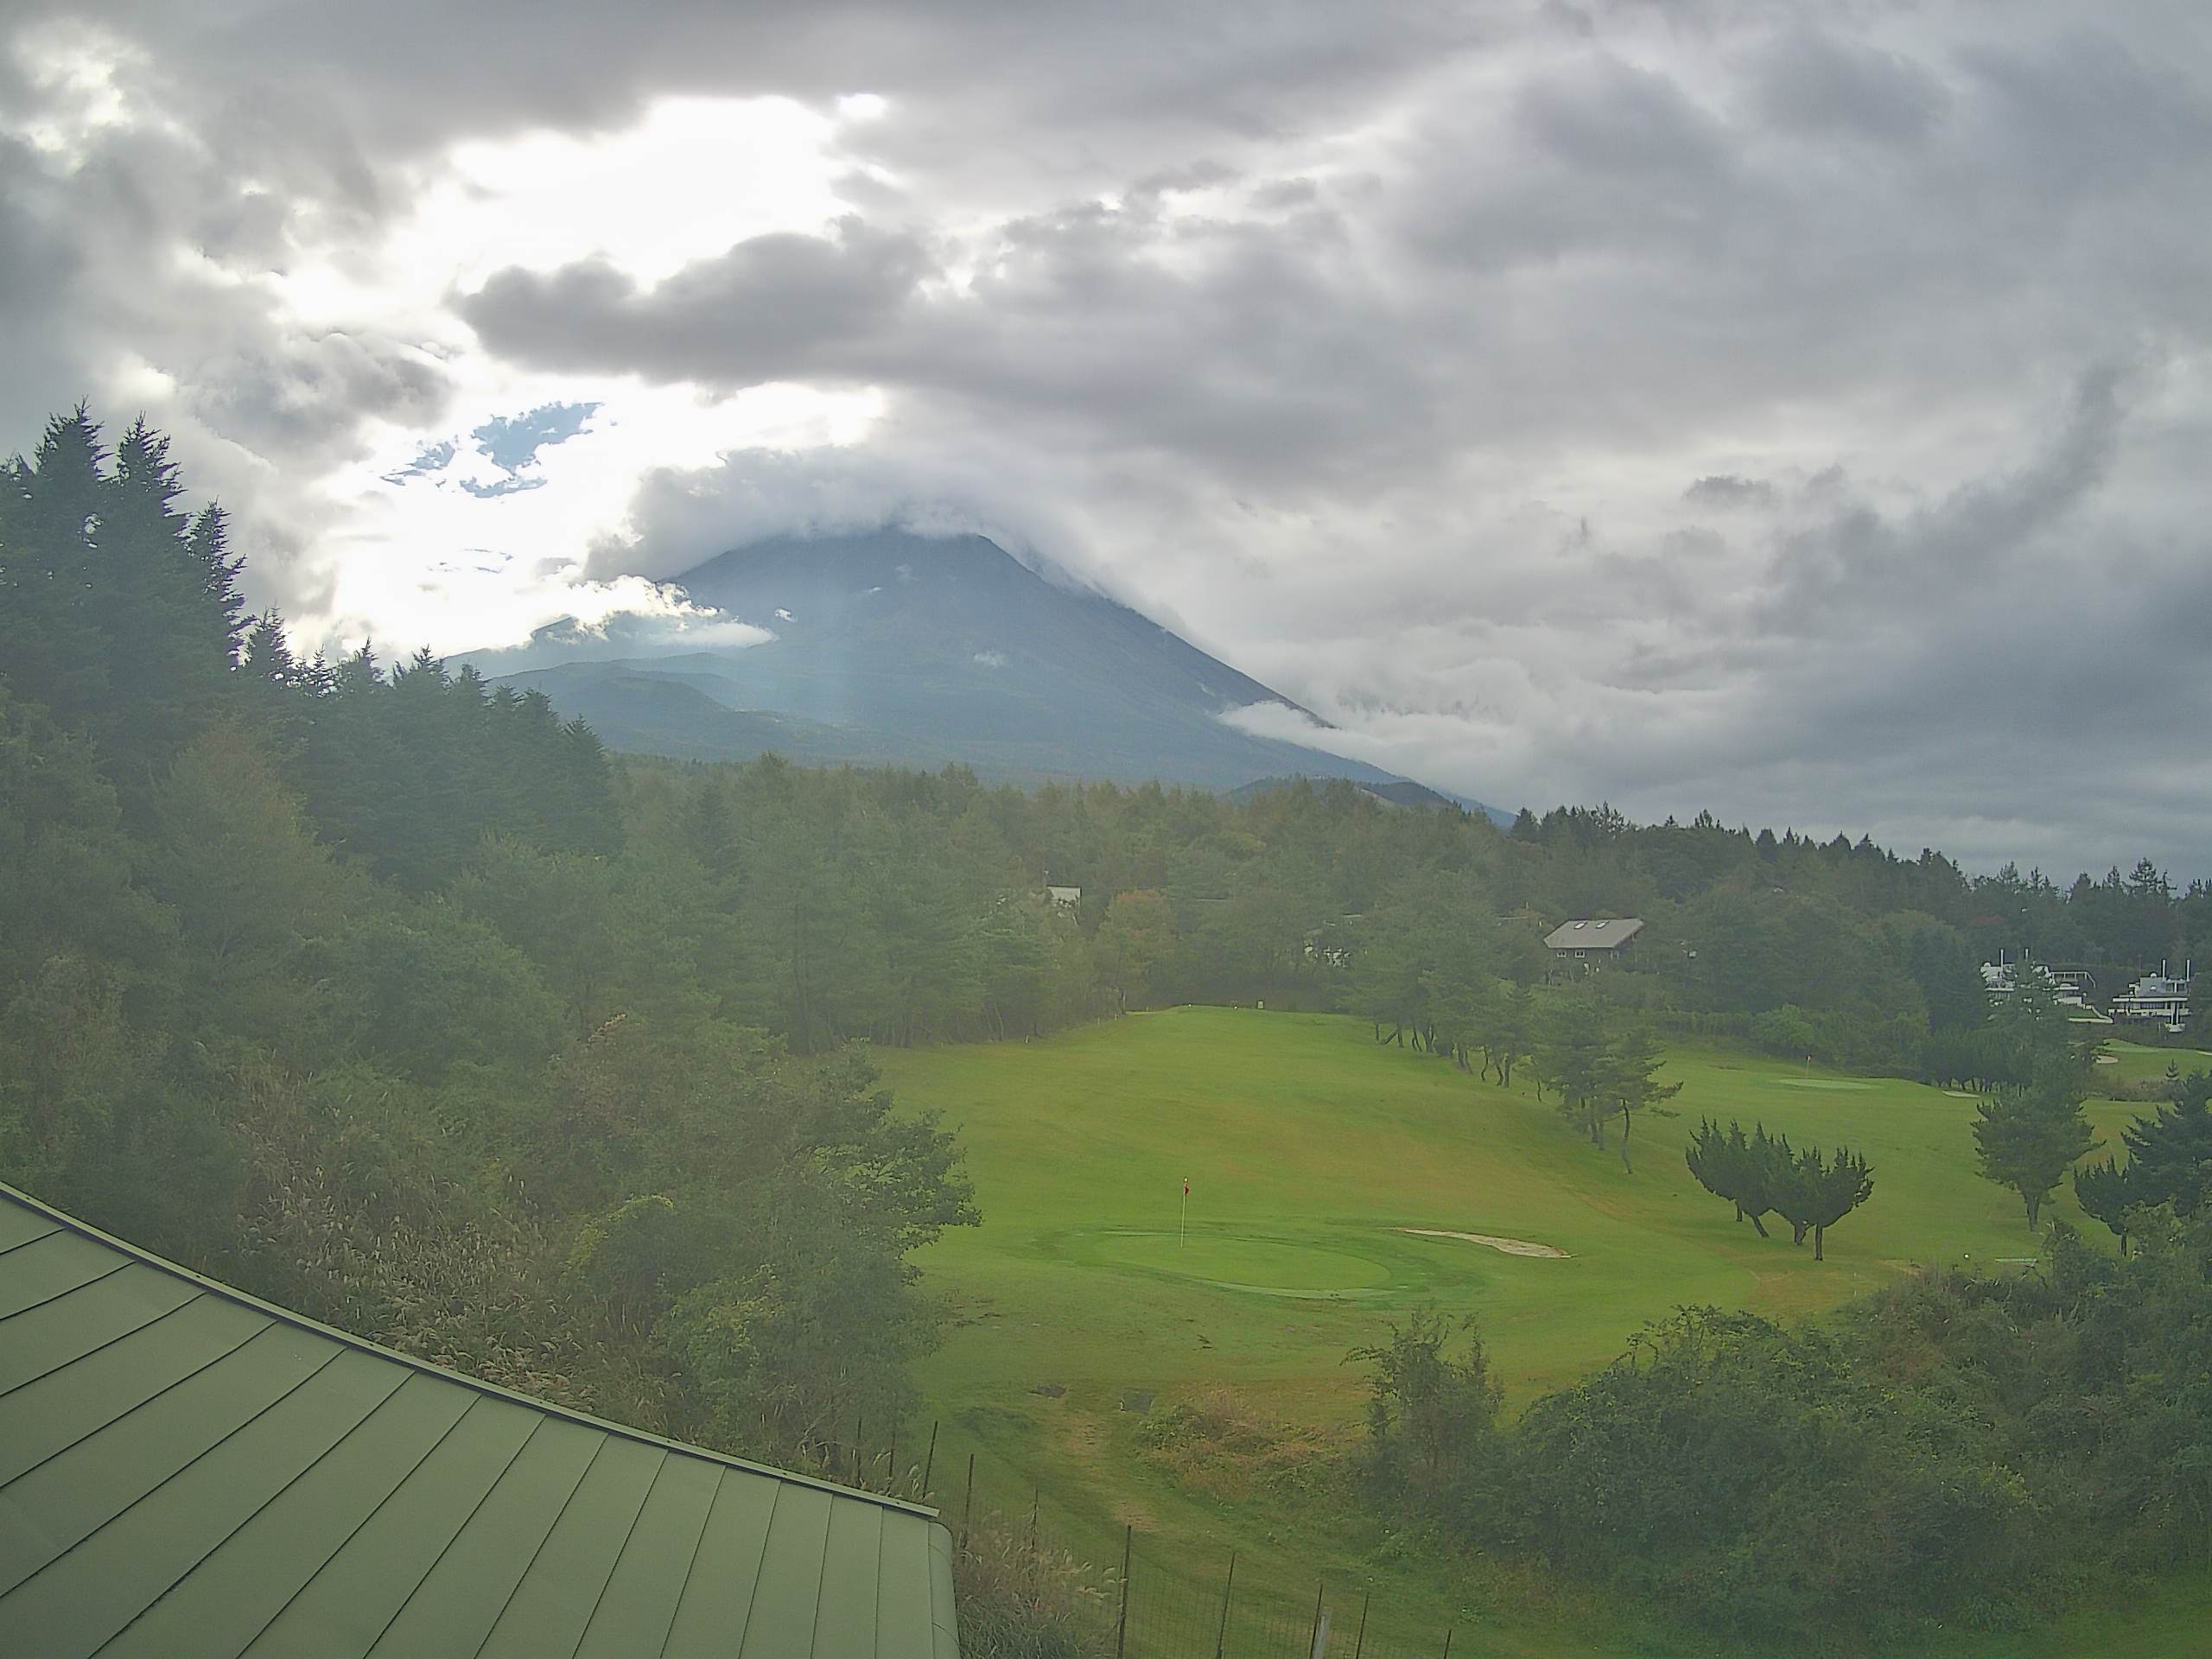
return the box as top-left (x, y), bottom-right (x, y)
top-left (1745, 27), bottom-right (1949, 142)
top-left (6, 1), bottom-right (2212, 872)
top-left (1684, 475), bottom-right (1776, 509)
top-left (461, 219), bottom-right (932, 385)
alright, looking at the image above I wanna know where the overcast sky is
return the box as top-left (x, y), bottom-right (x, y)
top-left (5, 2), bottom-right (2209, 874)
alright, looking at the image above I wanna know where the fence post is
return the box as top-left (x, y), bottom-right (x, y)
top-left (960, 1452), bottom-right (975, 1554)
top-left (887, 1427), bottom-right (896, 1493)
top-left (1027, 1484), bottom-right (1039, 1555)
top-left (1352, 1591), bottom-right (1370, 1659)
top-left (1213, 1550), bottom-right (1236, 1659)
top-left (854, 1414), bottom-right (863, 1484)
top-left (1115, 1524), bottom-right (1132, 1658)
top-left (1307, 1579), bottom-right (1325, 1658)
top-left (921, 1421), bottom-right (938, 1498)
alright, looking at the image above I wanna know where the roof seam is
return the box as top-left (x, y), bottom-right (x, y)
top-left (0, 1223), bottom-right (63, 1260)
top-left (0, 1283), bottom-right (205, 1402)
top-left (0, 1182), bottom-right (935, 1521)
top-left (868, 1503), bottom-right (887, 1659)
top-left (234, 1389), bottom-right (493, 1656)
top-left (0, 1258), bottom-right (133, 1329)
top-left (89, 1357), bottom-right (415, 1659)
top-left (798, 1492), bottom-right (834, 1659)
top-left (8, 1344), bottom-right (348, 1607)
top-left (0, 1310), bottom-right (275, 1495)
top-left (365, 1412), bottom-right (552, 1659)
top-left (569, 1446), bottom-right (672, 1659)
top-left (732, 1474), bottom-right (784, 1656)
top-left (469, 1428), bottom-right (614, 1659)
top-left (656, 1465), bottom-right (726, 1659)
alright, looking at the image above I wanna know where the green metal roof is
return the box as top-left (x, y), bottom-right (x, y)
top-left (0, 1181), bottom-right (959, 1659)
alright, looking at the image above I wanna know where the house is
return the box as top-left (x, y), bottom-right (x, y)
top-left (2112, 966), bottom-right (2194, 1032)
top-left (0, 1179), bottom-right (961, 1658)
top-left (1544, 917), bottom-right (1644, 967)
top-left (1981, 957), bottom-right (2113, 1022)
top-left (1046, 885), bottom-right (1080, 913)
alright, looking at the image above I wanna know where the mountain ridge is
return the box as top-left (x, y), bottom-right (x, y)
top-left (461, 529), bottom-right (1505, 817)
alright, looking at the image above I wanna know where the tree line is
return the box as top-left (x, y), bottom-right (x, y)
top-left (1356, 1214), bottom-right (2212, 1643)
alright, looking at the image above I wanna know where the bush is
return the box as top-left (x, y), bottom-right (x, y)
top-left (1134, 1387), bottom-right (1341, 1502)
top-left (1351, 1219), bottom-right (2212, 1641)
top-left (953, 1511), bottom-right (1114, 1659)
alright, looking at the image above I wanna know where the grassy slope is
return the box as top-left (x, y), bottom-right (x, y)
top-left (875, 1009), bottom-right (2212, 1656)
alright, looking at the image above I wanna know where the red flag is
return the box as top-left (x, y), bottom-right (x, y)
top-left (1183, 1178), bottom-right (1190, 1197)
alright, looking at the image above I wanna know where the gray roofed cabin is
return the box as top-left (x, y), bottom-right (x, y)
top-left (1544, 917), bottom-right (1645, 967)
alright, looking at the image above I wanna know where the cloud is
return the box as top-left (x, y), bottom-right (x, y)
top-left (478, 574), bottom-right (777, 657)
top-left (1684, 475), bottom-right (1777, 510)
top-left (7, 1), bottom-right (2212, 874)
top-left (460, 219), bottom-right (932, 385)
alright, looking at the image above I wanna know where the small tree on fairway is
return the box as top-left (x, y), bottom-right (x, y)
top-left (1775, 1143), bottom-right (1875, 1259)
top-left (1686, 1117), bottom-right (1737, 1217)
top-left (2072, 1155), bottom-right (2140, 1255)
top-left (1537, 990), bottom-right (1611, 1147)
top-left (1686, 1118), bottom-right (1790, 1238)
top-left (1486, 981), bottom-right (1537, 1088)
top-left (1973, 1075), bottom-right (2097, 1229)
top-left (1601, 1024), bottom-right (1681, 1172)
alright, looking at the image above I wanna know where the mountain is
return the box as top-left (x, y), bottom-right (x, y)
top-left (1231, 774), bottom-right (1491, 814)
top-left (461, 529), bottom-right (1504, 814)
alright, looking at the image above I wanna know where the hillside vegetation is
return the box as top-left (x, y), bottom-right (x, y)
top-left (6, 413), bottom-right (2212, 1653)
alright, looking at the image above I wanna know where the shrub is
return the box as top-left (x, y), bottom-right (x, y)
top-left (953, 1510), bottom-right (1114, 1659)
top-left (1134, 1387), bottom-right (1342, 1502)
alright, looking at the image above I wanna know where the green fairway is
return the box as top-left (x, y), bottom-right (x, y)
top-left (875, 1007), bottom-right (2209, 1656)
top-left (2099, 1038), bottom-right (2212, 1087)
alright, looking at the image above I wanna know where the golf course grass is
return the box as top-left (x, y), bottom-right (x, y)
top-left (874, 1007), bottom-right (2212, 1656)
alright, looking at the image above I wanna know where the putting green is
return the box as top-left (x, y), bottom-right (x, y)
top-left (1084, 1230), bottom-right (1395, 1295)
top-left (1770, 1077), bottom-right (1878, 1090)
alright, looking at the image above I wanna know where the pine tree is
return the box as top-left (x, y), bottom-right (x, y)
top-left (1973, 1075), bottom-right (2098, 1229)
top-left (1601, 1023), bottom-right (1681, 1170)
top-left (2072, 1156), bottom-right (2140, 1254)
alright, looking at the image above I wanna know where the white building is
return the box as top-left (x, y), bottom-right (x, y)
top-left (2112, 968), bottom-right (2194, 1032)
top-left (1982, 957), bottom-right (2111, 1021)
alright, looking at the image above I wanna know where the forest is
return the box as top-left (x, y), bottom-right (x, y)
top-left (6, 414), bottom-right (2212, 1645)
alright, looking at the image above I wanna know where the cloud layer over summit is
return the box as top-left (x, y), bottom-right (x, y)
top-left (5, 1), bottom-right (2209, 871)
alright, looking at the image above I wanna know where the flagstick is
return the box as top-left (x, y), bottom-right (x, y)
top-left (1180, 1180), bottom-right (1188, 1249)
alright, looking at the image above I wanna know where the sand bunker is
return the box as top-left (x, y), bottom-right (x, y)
top-left (1397, 1228), bottom-right (1569, 1258)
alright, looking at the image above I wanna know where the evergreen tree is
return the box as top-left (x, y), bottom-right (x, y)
top-left (1772, 1142), bottom-right (1875, 1258)
top-left (1973, 1075), bottom-right (2098, 1229)
top-left (1601, 1023), bottom-right (1681, 1168)
top-left (2072, 1156), bottom-right (2140, 1254)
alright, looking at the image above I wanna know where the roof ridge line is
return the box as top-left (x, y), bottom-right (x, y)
top-left (0, 1180), bottom-right (940, 1522)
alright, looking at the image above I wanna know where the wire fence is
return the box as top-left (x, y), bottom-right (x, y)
top-left (804, 1421), bottom-right (1463, 1659)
